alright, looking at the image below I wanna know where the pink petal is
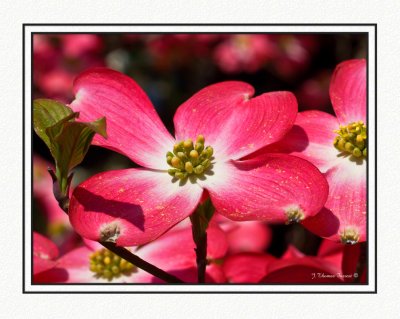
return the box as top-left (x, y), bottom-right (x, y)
top-left (261, 257), bottom-right (343, 283)
top-left (134, 224), bottom-right (228, 283)
top-left (33, 232), bottom-right (59, 275)
top-left (222, 253), bottom-right (276, 283)
top-left (281, 245), bottom-right (305, 259)
top-left (317, 239), bottom-right (344, 270)
top-left (303, 162), bottom-right (366, 243)
top-left (329, 59), bottom-right (366, 124)
top-left (318, 238), bottom-right (343, 257)
top-left (70, 68), bottom-right (175, 169)
top-left (69, 168), bottom-right (203, 246)
top-left (201, 154), bottom-right (328, 223)
top-left (252, 110), bottom-right (340, 172)
top-left (174, 81), bottom-right (297, 160)
top-left (225, 221), bottom-right (272, 254)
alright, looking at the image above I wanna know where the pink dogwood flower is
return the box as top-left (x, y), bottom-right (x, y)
top-left (261, 59), bottom-right (367, 244)
top-left (67, 68), bottom-right (328, 246)
top-left (34, 223), bottom-right (227, 283)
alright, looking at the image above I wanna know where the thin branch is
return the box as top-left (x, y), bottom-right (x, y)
top-left (100, 242), bottom-right (184, 283)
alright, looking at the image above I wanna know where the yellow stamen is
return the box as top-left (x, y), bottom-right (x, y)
top-left (166, 134), bottom-right (214, 180)
top-left (333, 121), bottom-right (367, 159)
top-left (89, 248), bottom-right (136, 281)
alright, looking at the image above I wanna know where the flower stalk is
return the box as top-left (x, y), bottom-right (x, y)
top-left (190, 198), bottom-right (215, 283)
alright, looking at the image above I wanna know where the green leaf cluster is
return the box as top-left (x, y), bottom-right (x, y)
top-left (33, 99), bottom-right (107, 195)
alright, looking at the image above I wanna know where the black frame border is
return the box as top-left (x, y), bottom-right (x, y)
top-left (23, 23), bottom-right (377, 294)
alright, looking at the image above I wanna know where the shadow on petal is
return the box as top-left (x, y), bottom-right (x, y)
top-left (74, 187), bottom-right (145, 232)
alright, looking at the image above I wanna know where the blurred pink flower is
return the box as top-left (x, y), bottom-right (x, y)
top-left (218, 218), bottom-right (272, 254)
top-left (33, 155), bottom-right (70, 230)
top-left (33, 34), bottom-right (105, 101)
top-left (33, 232), bottom-right (59, 276)
top-left (214, 34), bottom-right (277, 73)
top-left (272, 35), bottom-right (319, 79)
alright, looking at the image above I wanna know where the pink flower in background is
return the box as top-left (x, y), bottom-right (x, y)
top-left (272, 35), bottom-right (319, 79)
top-left (296, 70), bottom-right (331, 111)
top-left (67, 68), bottom-right (328, 247)
top-left (33, 34), bottom-right (104, 101)
top-left (61, 34), bottom-right (103, 59)
top-left (34, 223), bottom-right (227, 283)
top-left (33, 155), bottom-right (81, 253)
top-left (214, 35), bottom-right (277, 73)
top-left (217, 218), bottom-right (272, 254)
top-left (223, 253), bottom-right (276, 283)
top-left (262, 59), bottom-right (367, 244)
top-left (261, 247), bottom-right (344, 284)
top-left (33, 232), bottom-right (59, 276)
top-left (222, 242), bottom-right (364, 284)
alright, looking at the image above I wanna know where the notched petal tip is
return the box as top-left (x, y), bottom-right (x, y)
top-left (99, 221), bottom-right (121, 243)
top-left (285, 205), bottom-right (305, 225)
top-left (340, 227), bottom-right (360, 245)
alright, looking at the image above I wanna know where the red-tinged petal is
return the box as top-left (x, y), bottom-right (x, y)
top-left (33, 232), bottom-right (59, 275)
top-left (342, 244), bottom-right (362, 282)
top-left (222, 253), bottom-right (276, 283)
top-left (303, 161), bottom-right (366, 243)
top-left (330, 59), bottom-right (366, 124)
top-left (70, 68), bottom-right (175, 169)
top-left (225, 221), bottom-right (272, 254)
top-left (318, 238), bottom-right (344, 257)
top-left (252, 110), bottom-right (340, 172)
top-left (201, 154), bottom-right (328, 223)
top-left (318, 239), bottom-right (344, 270)
top-left (174, 81), bottom-right (297, 160)
top-left (133, 224), bottom-right (228, 283)
top-left (261, 257), bottom-right (343, 283)
top-left (281, 245), bottom-right (305, 259)
top-left (69, 168), bottom-right (203, 246)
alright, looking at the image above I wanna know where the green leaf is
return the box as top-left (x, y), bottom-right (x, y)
top-left (51, 117), bottom-right (107, 185)
top-left (33, 98), bottom-right (107, 196)
top-left (33, 99), bottom-right (78, 149)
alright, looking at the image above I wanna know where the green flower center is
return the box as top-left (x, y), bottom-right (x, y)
top-left (166, 134), bottom-right (214, 180)
top-left (89, 248), bottom-right (136, 281)
top-left (333, 121), bottom-right (367, 159)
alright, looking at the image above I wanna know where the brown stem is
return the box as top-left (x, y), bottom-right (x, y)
top-left (100, 242), bottom-right (184, 283)
top-left (190, 199), bottom-right (214, 283)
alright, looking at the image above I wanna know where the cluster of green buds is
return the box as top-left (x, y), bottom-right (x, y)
top-left (333, 121), bottom-right (367, 158)
top-left (89, 248), bottom-right (135, 281)
top-left (167, 134), bottom-right (214, 180)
